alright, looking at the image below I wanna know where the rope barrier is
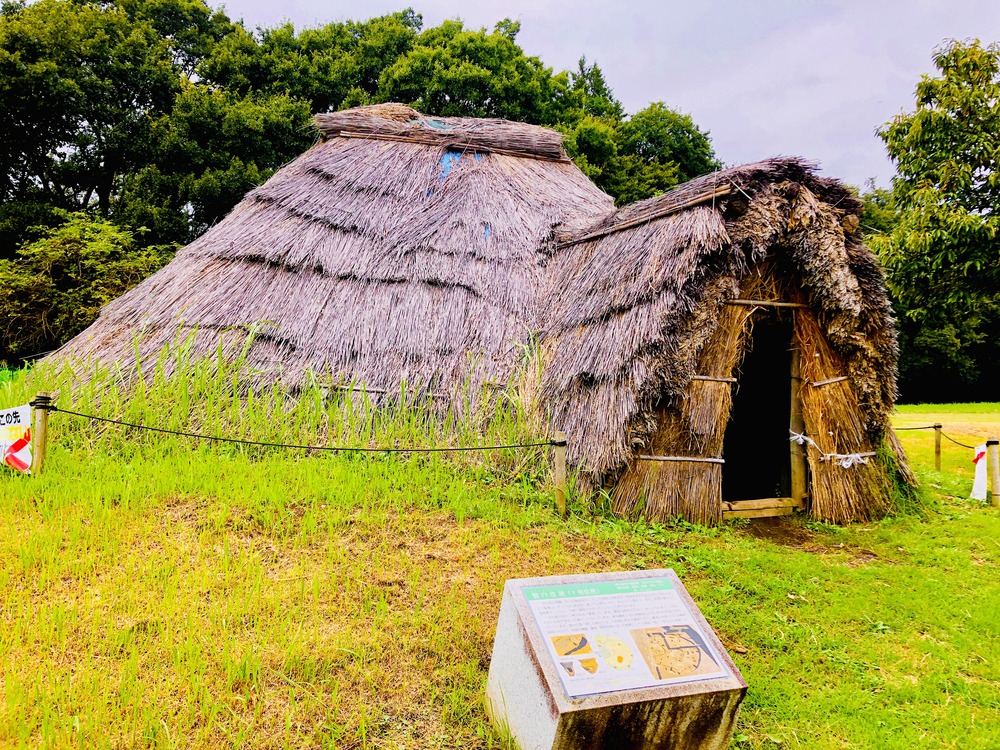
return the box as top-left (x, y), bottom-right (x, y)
top-left (42, 404), bottom-right (561, 454)
top-left (940, 432), bottom-right (976, 450)
top-left (889, 423), bottom-right (978, 449)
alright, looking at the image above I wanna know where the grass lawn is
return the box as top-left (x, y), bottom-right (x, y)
top-left (0, 393), bottom-right (997, 748)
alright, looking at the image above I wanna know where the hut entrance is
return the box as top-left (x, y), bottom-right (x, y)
top-left (722, 312), bottom-right (795, 508)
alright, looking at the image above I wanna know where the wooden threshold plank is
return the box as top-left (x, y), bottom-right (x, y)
top-left (723, 497), bottom-right (802, 511)
top-left (723, 506), bottom-right (797, 520)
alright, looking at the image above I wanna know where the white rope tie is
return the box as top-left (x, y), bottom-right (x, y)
top-left (789, 431), bottom-right (819, 449)
top-left (789, 431), bottom-right (876, 469)
top-left (821, 452), bottom-right (877, 468)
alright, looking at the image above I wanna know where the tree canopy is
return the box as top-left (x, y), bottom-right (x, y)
top-left (869, 39), bottom-right (1000, 401)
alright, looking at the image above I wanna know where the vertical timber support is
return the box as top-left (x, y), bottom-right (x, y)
top-left (988, 439), bottom-right (1000, 508)
top-left (933, 424), bottom-right (942, 472)
top-left (789, 340), bottom-right (807, 509)
top-left (553, 431), bottom-right (567, 519)
top-left (31, 392), bottom-right (52, 476)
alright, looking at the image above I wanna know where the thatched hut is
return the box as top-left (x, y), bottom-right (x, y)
top-left (542, 158), bottom-right (914, 524)
top-left (57, 105), bottom-right (912, 524)
top-left (57, 103), bottom-right (612, 397)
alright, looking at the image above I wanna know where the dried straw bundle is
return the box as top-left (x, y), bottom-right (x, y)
top-left (314, 103), bottom-right (568, 161)
top-left (796, 309), bottom-right (895, 522)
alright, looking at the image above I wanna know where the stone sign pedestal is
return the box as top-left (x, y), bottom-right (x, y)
top-left (485, 570), bottom-right (746, 750)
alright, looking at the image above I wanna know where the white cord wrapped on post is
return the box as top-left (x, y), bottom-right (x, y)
top-left (789, 430), bottom-right (819, 449)
top-left (820, 452), bottom-right (877, 468)
top-left (790, 431), bottom-right (876, 469)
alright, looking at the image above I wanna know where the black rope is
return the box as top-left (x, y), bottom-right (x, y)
top-left (47, 405), bottom-right (559, 453)
top-left (894, 425), bottom-right (938, 431)
top-left (940, 432), bottom-right (977, 450)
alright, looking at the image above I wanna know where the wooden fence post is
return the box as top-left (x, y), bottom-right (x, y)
top-left (553, 431), bottom-right (567, 518)
top-left (31, 392), bottom-right (52, 475)
top-left (988, 439), bottom-right (999, 508)
top-left (933, 424), bottom-right (942, 472)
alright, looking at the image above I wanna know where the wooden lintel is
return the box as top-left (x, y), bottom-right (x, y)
top-left (723, 506), bottom-right (797, 520)
top-left (726, 299), bottom-right (809, 309)
top-left (691, 375), bottom-right (737, 383)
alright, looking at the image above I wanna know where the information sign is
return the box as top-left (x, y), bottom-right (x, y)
top-left (524, 576), bottom-right (730, 698)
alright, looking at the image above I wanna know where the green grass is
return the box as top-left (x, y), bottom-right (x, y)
top-left (0, 358), bottom-right (998, 749)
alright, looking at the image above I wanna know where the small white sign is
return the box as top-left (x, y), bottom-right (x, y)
top-left (0, 404), bottom-right (32, 473)
top-left (524, 575), bottom-right (731, 698)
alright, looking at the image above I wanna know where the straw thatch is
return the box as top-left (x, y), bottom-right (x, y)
top-left (55, 104), bottom-right (612, 399)
top-left (542, 157), bottom-right (911, 522)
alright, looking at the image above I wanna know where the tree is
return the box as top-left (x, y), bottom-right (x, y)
top-left (0, 0), bottom-right (181, 213)
top-left (116, 83), bottom-right (312, 244)
top-left (618, 103), bottom-right (719, 185)
top-left (561, 102), bottom-right (719, 205)
top-left (0, 211), bottom-right (167, 361)
top-left (871, 39), bottom-right (1000, 401)
top-left (376, 18), bottom-right (566, 123)
top-left (199, 10), bottom-right (422, 113)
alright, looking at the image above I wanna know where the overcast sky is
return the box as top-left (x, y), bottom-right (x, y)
top-left (218, 0), bottom-right (1000, 189)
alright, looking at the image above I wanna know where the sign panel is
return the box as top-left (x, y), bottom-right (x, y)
top-left (0, 404), bottom-right (32, 473)
top-left (524, 575), bottom-right (731, 698)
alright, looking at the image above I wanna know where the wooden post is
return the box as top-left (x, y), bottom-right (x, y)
top-left (988, 439), bottom-right (1000, 508)
top-left (31, 392), bottom-right (52, 475)
top-left (789, 345), bottom-right (808, 507)
top-left (933, 424), bottom-right (942, 472)
top-left (553, 431), bottom-right (567, 518)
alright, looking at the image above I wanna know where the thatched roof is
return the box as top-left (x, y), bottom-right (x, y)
top-left (56, 104), bottom-right (613, 396)
top-left (540, 157), bottom-right (899, 485)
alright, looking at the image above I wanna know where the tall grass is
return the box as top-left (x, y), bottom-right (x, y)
top-left (2, 337), bottom-right (552, 489)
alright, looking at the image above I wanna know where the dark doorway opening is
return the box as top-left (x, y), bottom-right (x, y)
top-left (722, 313), bottom-right (793, 501)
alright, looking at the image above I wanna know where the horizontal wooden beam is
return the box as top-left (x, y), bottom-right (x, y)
top-left (339, 130), bottom-right (569, 163)
top-left (557, 185), bottom-right (732, 249)
top-left (691, 375), bottom-right (737, 383)
top-left (726, 299), bottom-right (809, 309)
top-left (809, 376), bottom-right (849, 388)
top-left (723, 497), bottom-right (803, 511)
top-left (637, 455), bottom-right (725, 464)
top-left (723, 506), bottom-right (796, 520)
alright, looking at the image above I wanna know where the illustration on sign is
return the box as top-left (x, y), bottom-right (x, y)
top-left (0, 404), bottom-right (31, 474)
top-left (631, 625), bottom-right (720, 680)
top-left (524, 577), bottom-right (730, 698)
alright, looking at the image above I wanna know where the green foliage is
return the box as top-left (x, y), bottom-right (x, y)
top-left (562, 102), bottom-right (718, 204)
top-left (377, 18), bottom-right (564, 123)
top-left (618, 102), bottom-right (719, 184)
top-left (119, 84), bottom-right (312, 243)
top-left (200, 10), bottom-right (422, 112)
top-left (0, 0), bottom-right (180, 211)
top-left (0, 212), bottom-right (166, 361)
top-left (870, 40), bottom-right (1000, 401)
